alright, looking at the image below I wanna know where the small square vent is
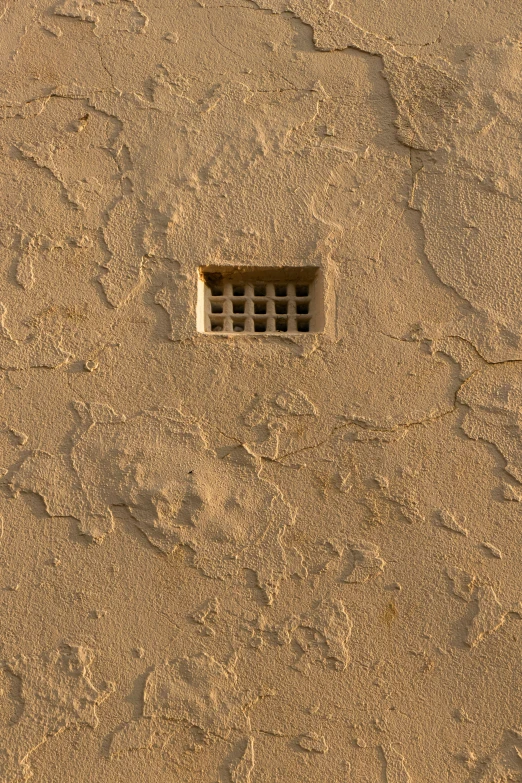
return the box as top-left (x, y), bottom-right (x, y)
top-left (198, 267), bottom-right (323, 334)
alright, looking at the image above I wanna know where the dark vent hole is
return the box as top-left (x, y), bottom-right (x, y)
top-left (297, 319), bottom-right (310, 332)
top-left (275, 284), bottom-right (287, 297)
top-left (275, 301), bottom-right (288, 315)
top-left (211, 302), bottom-right (224, 314)
top-left (254, 285), bottom-right (266, 296)
top-left (210, 284), bottom-right (224, 296)
top-left (254, 302), bottom-right (267, 314)
top-left (275, 319), bottom-right (287, 332)
top-left (296, 302), bottom-right (309, 315)
top-left (210, 320), bottom-right (224, 332)
top-left (296, 285), bottom-right (309, 297)
top-left (232, 320), bottom-right (245, 332)
top-left (233, 301), bottom-right (245, 314)
top-left (254, 321), bottom-right (266, 332)
top-left (233, 285), bottom-right (245, 296)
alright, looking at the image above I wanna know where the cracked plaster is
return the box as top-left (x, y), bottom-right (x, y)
top-left (0, 0), bottom-right (522, 780)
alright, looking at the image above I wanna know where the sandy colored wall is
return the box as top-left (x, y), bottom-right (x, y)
top-left (1, 0), bottom-right (522, 780)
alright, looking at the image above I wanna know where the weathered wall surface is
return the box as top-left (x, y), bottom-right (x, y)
top-left (1, 1), bottom-right (522, 780)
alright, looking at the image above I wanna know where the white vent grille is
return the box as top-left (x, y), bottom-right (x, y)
top-left (198, 267), bottom-right (322, 334)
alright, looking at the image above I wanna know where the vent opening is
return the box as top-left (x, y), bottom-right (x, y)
top-left (198, 266), bottom-right (323, 335)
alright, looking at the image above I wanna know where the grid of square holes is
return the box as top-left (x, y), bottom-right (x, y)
top-left (205, 280), bottom-right (313, 333)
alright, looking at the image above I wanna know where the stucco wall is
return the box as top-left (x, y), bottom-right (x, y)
top-left (1, 1), bottom-right (522, 780)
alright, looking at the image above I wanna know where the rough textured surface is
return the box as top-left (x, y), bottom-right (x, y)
top-left (0, 1), bottom-right (522, 780)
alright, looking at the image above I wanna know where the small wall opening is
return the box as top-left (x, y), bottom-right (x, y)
top-left (197, 266), bottom-right (324, 335)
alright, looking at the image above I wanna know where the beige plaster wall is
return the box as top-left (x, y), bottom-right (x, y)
top-left (1, 1), bottom-right (522, 780)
